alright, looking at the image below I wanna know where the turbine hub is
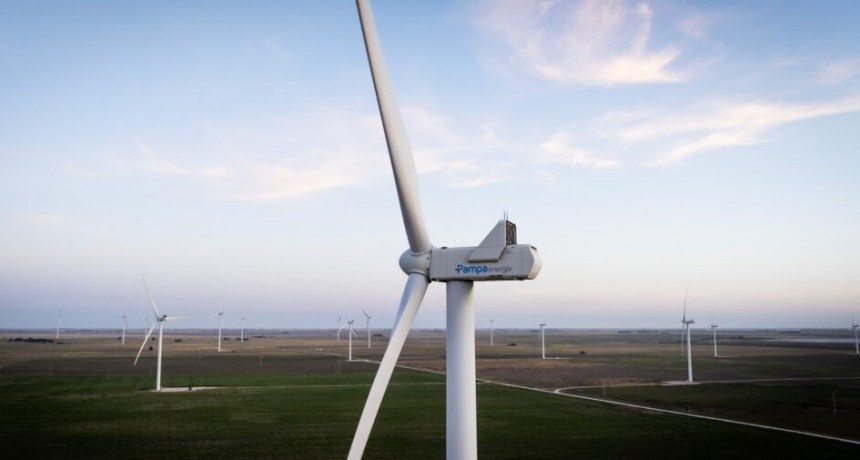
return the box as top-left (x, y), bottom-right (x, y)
top-left (399, 248), bottom-right (432, 277)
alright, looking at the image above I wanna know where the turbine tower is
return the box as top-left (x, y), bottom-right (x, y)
top-left (115, 314), bottom-right (128, 344)
top-left (348, 319), bottom-right (358, 361)
top-left (56, 312), bottom-right (62, 340)
top-left (211, 310), bottom-right (225, 352)
top-left (852, 314), bottom-right (858, 355)
top-left (539, 323), bottom-right (546, 359)
top-left (681, 292), bottom-right (694, 383)
top-left (336, 316), bottom-right (345, 342)
top-left (490, 318), bottom-right (494, 346)
top-left (134, 276), bottom-right (179, 392)
top-left (362, 309), bottom-right (372, 348)
top-left (241, 317), bottom-right (245, 343)
top-left (711, 321), bottom-right (718, 358)
top-left (349, 2), bottom-right (541, 458)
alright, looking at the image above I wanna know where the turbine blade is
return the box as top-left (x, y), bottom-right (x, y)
top-left (134, 324), bottom-right (157, 365)
top-left (141, 275), bottom-right (161, 318)
top-left (356, 0), bottom-right (431, 254)
top-left (348, 272), bottom-right (429, 459)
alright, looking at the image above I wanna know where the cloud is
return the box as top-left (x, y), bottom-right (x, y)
top-left (402, 107), bottom-right (618, 187)
top-left (235, 153), bottom-right (376, 202)
top-left (108, 142), bottom-right (229, 178)
top-left (817, 57), bottom-right (860, 85)
top-left (677, 13), bottom-right (719, 40)
top-left (539, 132), bottom-right (620, 169)
top-left (477, 0), bottom-right (685, 85)
top-left (102, 101), bottom-right (624, 202)
top-left (605, 94), bottom-right (860, 165)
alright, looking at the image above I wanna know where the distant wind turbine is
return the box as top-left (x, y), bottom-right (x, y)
top-left (210, 309), bottom-right (225, 352)
top-left (134, 276), bottom-right (181, 391)
top-left (852, 314), bottom-right (858, 355)
top-left (681, 290), bottom-right (694, 383)
top-left (55, 312), bottom-right (62, 340)
top-left (348, 2), bottom-right (541, 458)
top-left (348, 319), bottom-right (358, 361)
top-left (240, 317), bottom-right (245, 343)
top-left (362, 310), bottom-right (372, 348)
top-left (490, 318), bottom-right (494, 346)
top-left (336, 316), bottom-right (345, 342)
top-left (114, 314), bottom-right (128, 344)
top-left (710, 320), bottom-right (719, 358)
top-left (539, 323), bottom-right (546, 359)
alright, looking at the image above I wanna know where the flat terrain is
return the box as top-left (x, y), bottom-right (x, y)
top-left (0, 328), bottom-right (858, 458)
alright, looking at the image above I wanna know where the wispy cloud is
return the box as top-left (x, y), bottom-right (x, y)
top-left (605, 93), bottom-right (860, 165)
top-left (133, 141), bottom-right (229, 178)
top-left (403, 107), bottom-right (619, 187)
top-left (817, 57), bottom-right (860, 85)
top-left (477, 0), bottom-right (685, 85)
top-left (539, 132), bottom-right (620, 169)
top-left (677, 13), bottom-right (719, 40)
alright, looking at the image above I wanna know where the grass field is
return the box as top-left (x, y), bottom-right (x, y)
top-left (1, 329), bottom-right (858, 459)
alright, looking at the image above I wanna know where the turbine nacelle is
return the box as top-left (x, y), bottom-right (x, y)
top-left (397, 219), bottom-right (541, 282)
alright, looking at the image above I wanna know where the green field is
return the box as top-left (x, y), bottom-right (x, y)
top-left (1, 331), bottom-right (859, 459)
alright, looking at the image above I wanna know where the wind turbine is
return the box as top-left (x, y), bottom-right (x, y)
top-left (240, 316), bottom-right (245, 343)
top-left (710, 320), bottom-right (718, 358)
top-left (490, 318), bottom-right (494, 346)
top-left (681, 291), bottom-right (694, 383)
top-left (348, 319), bottom-right (358, 361)
top-left (134, 276), bottom-right (179, 392)
top-left (55, 312), bottom-right (62, 340)
top-left (362, 309), bottom-right (372, 348)
top-left (539, 323), bottom-right (546, 359)
top-left (210, 309), bottom-right (225, 352)
top-left (852, 314), bottom-right (858, 355)
top-left (349, 1), bottom-right (541, 458)
top-left (336, 316), bottom-right (345, 342)
top-left (115, 314), bottom-right (128, 344)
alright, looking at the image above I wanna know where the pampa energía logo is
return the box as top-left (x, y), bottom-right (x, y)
top-left (455, 264), bottom-right (512, 275)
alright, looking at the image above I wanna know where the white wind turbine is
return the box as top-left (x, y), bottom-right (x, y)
top-left (349, 1), bottom-right (541, 458)
top-left (115, 314), bottom-right (128, 344)
top-left (539, 323), bottom-right (546, 359)
top-left (681, 291), bottom-right (694, 383)
top-left (240, 316), bottom-right (245, 343)
top-left (362, 310), bottom-right (372, 348)
top-left (852, 314), bottom-right (858, 355)
top-left (210, 309), bottom-right (225, 352)
top-left (348, 319), bottom-right (358, 361)
top-left (710, 320), bottom-right (718, 358)
top-left (490, 318), bottom-right (494, 346)
top-left (55, 312), bottom-right (62, 340)
top-left (134, 276), bottom-right (180, 392)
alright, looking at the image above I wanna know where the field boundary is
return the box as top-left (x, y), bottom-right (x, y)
top-left (329, 351), bottom-right (860, 446)
top-left (495, 380), bottom-right (860, 446)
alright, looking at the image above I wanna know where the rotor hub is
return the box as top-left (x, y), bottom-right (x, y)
top-left (399, 248), bottom-right (432, 277)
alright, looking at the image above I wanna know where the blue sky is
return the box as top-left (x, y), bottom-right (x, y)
top-left (1, 0), bottom-right (858, 331)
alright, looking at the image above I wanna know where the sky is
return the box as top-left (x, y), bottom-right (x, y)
top-left (1, 0), bottom-right (859, 331)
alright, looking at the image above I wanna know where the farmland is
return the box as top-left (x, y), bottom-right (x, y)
top-left (0, 328), bottom-right (858, 458)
